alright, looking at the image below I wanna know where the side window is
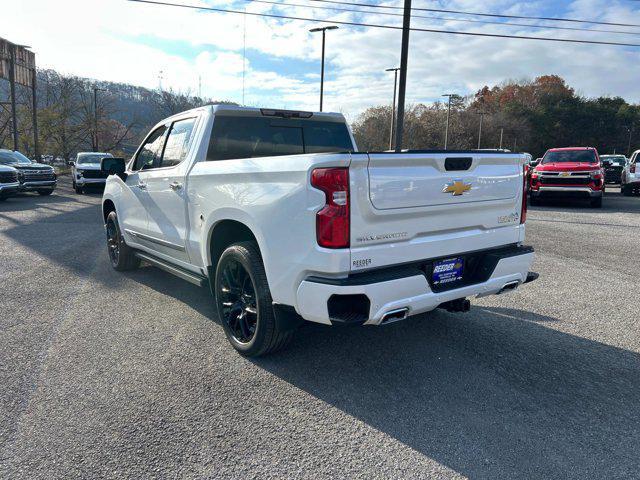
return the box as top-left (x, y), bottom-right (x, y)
top-left (161, 118), bottom-right (197, 168)
top-left (133, 126), bottom-right (167, 171)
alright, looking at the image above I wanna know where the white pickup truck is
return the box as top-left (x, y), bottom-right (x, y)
top-left (101, 105), bottom-right (536, 356)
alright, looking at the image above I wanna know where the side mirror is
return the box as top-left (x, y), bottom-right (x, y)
top-left (67, 160), bottom-right (75, 166)
top-left (101, 157), bottom-right (127, 181)
top-left (530, 160), bottom-right (539, 167)
top-left (601, 160), bottom-right (611, 168)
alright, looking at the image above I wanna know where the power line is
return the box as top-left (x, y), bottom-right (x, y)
top-left (230, 0), bottom-right (640, 36)
top-left (301, 0), bottom-right (640, 28)
top-left (128, 0), bottom-right (640, 47)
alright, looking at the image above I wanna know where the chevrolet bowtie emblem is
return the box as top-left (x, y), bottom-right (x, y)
top-left (442, 180), bottom-right (472, 196)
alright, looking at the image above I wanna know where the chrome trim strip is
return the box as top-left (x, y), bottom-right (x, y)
top-left (22, 180), bottom-right (57, 186)
top-left (538, 187), bottom-right (593, 193)
top-left (540, 175), bottom-right (590, 179)
top-left (124, 229), bottom-right (185, 252)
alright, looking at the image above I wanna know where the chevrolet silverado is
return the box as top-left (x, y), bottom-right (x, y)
top-left (101, 105), bottom-right (536, 356)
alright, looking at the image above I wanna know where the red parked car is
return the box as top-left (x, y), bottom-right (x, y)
top-left (529, 147), bottom-right (605, 208)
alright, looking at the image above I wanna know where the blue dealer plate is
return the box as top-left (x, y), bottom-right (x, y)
top-left (432, 257), bottom-right (464, 285)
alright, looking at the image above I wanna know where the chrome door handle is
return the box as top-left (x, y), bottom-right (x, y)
top-left (169, 181), bottom-right (182, 191)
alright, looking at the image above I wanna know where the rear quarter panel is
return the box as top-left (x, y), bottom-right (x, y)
top-left (187, 152), bottom-right (353, 306)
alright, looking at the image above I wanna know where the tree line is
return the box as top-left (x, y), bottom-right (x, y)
top-left (2, 72), bottom-right (638, 160)
top-left (0, 69), bottom-right (234, 160)
top-left (352, 75), bottom-right (640, 158)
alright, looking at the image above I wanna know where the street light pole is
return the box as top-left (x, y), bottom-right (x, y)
top-left (626, 126), bottom-right (633, 155)
top-left (394, 0), bottom-right (412, 152)
top-left (499, 127), bottom-right (504, 149)
top-left (386, 67), bottom-right (400, 150)
top-left (477, 111), bottom-right (486, 149)
top-left (442, 93), bottom-right (456, 149)
top-left (309, 26), bottom-right (338, 112)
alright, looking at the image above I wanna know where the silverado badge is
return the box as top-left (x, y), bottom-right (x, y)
top-left (442, 180), bottom-right (472, 196)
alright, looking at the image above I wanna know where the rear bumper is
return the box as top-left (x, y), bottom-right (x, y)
top-left (295, 245), bottom-right (535, 326)
top-left (19, 180), bottom-right (57, 191)
top-left (531, 187), bottom-right (602, 198)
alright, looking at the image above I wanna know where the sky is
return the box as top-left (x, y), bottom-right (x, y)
top-left (4, 0), bottom-right (640, 121)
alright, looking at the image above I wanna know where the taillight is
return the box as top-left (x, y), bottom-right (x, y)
top-left (311, 167), bottom-right (350, 248)
top-left (521, 164), bottom-right (527, 224)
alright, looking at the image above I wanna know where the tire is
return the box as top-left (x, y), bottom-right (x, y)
top-left (75, 185), bottom-right (83, 194)
top-left (590, 196), bottom-right (602, 208)
top-left (105, 211), bottom-right (140, 271)
top-left (215, 241), bottom-right (294, 357)
top-left (0, 196), bottom-right (7, 202)
top-left (37, 189), bottom-right (53, 196)
top-left (622, 184), bottom-right (632, 196)
top-left (529, 194), bottom-right (540, 206)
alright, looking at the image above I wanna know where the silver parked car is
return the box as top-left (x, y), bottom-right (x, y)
top-left (0, 164), bottom-right (20, 201)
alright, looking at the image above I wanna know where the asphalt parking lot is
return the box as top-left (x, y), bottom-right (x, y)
top-left (1, 179), bottom-right (639, 479)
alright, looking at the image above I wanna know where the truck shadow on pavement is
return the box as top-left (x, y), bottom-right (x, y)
top-left (252, 306), bottom-right (640, 479)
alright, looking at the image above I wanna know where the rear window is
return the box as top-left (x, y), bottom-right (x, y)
top-left (206, 116), bottom-right (353, 161)
top-left (543, 150), bottom-right (597, 163)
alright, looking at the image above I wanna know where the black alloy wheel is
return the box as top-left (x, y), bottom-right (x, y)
top-left (217, 258), bottom-right (258, 344)
top-left (106, 216), bottom-right (120, 266)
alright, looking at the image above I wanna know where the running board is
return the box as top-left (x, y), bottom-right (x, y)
top-left (134, 251), bottom-right (208, 287)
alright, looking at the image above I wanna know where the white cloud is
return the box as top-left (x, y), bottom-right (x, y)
top-left (3, 0), bottom-right (640, 118)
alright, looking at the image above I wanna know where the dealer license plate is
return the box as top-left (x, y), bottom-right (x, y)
top-left (432, 257), bottom-right (464, 285)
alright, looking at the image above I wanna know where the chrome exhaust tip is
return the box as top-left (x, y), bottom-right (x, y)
top-left (498, 281), bottom-right (520, 295)
top-left (381, 307), bottom-right (410, 324)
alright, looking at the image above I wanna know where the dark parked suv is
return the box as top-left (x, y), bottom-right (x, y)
top-left (600, 154), bottom-right (627, 184)
top-left (0, 149), bottom-right (57, 196)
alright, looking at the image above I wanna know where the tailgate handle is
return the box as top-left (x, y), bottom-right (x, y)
top-left (445, 157), bottom-right (472, 171)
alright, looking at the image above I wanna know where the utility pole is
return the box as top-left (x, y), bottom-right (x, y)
top-left (394, 0), bottom-right (412, 152)
top-left (9, 44), bottom-right (18, 151)
top-left (32, 68), bottom-right (38, 160)
top-left (499, 127), bottom-right (504, 150)
top-left (93, 87), bottom-right (105, 151)
top-left (386, 67), bottom-right (400, 150)
top-left (442, 93), bottom-right (456, 150)
top-left (309, 26), bottom-right (338, 112)
top-left (477, 111), bottom-right (486, 149)
top-left (513, 137), bottom-right (518, 152)
top-left (626, 125), bottom-right (633, 155)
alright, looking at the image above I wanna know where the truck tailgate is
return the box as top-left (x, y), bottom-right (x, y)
top-left (349, 152), bottom-right (526, 272)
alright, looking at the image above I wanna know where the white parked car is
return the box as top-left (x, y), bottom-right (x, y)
top-left (101, 105), bottom-right (536, 356)
top-left (71, 152), bottom-right (113, 193)
top-left (621, 149), bottom-right (640, 196)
